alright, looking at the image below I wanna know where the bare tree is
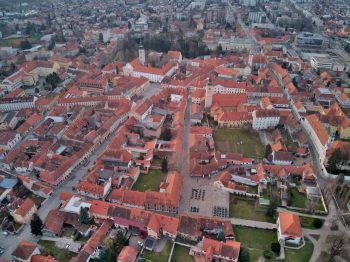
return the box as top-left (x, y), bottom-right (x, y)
top-left (328, 234), bottom-right (346, 261)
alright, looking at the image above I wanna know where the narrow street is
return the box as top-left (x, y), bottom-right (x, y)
top-left (178, 96), bottom-right (191, 213)
top-left (269, 67), bottom-right (350, 261)
top-left (0, 82), bottom-right (163, 260)
top-left (178, 95), bottom-right (229, 216)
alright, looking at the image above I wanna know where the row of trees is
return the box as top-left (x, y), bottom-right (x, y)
top-left (327, 149), bottom-right (349, 174)
top-left (45, 72), bottom-right (62, 91)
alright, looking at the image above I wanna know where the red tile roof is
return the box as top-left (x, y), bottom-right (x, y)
top-left (117, 246), bottom-right (138, 262)
top-left (306, 114), bottom-right (329, 146)
top-left (278, 212), bottom-right (302, 238)
top-left (11, 240), bottom-right (37, 260)
top-left (14, 198), bottom-right (36, 218)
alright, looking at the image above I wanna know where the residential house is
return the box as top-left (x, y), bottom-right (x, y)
top-left (277, 212), bottom-right (303, 245)
top-left (117, 246), bottom-right (138, 262)
top-left (12, 198), bottom-right (37, 224)
top-left (11, 240), bottom-right (40, 262)
top-left (191, 237), bottom-right (241, 262)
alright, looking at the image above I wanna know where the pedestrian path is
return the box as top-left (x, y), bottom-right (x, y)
top-left (229, 218), bottom-right (277, 230)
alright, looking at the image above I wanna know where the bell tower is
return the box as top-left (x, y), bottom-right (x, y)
top-left (139, 40), bottom-right (146, 66)
top-left (204, 78), bottom-right (214, 109)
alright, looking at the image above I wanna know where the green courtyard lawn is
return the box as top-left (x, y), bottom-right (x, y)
top-left (170, 244), bottom-right (194, 262)
top-left (248, 186), bottom-right (258, 194)
top-left (212, 128), bottom-right (265, 159)
top-left (233, 226), bottom-right (314, 262)
top-left (288, 188), bottom-right (307, 208)
top-left (229, 195), bottom-right (272, 223)
top-left (38, 240), bottom-right (76, 262)
top-left (62, 226), bottom-right (74, 238)
top-left (300, 216), bottom-right (324, 229)
top-left (144, 241), bottom-right (172, 262)
top-left (132, 170), bottom-right (167, 192)
top-left (285, 239), bottom-right (314, 262)
top-left (281, 129), bottom-right (298, 151)
top-left (233, 226), bottom-right (278, 262)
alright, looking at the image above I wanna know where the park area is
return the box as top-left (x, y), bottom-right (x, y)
top-left (38, 240), bottom-right (76, 262)
top-left (170, 244), bottom-right (194, 262)
top-left (229, 195), bottom-right (272, 223)
top-left (233, 226), bottom-right (314, 262)
top-left (132, 170), bottom-right (167, 192)
top-left (212, 128), bottom-right (265, 159)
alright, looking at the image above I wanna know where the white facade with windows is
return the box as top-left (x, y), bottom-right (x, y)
top-left (252, 110), bottom-right (280, 130)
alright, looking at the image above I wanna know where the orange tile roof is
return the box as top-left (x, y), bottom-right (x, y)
top-left (147, 213), bottom-right (179, 236)
top-left (31, 255), bottom-right (58, 262)
top-left (215, 67), bottom-right (239, 76)
top-left (306, 114), bottom-right (329, 146)
top-left (219, 112), bottom-right (252, 122)
top-left (82, 220), bottom-right (113, 255)
top-left (278, 212), bottom-right (302, 238)
top-left (11, 240), bottom-right (37, 260)
top-left (14, 198), bottom-right (36, 218)
top-left (117, 246), bottom-right (138, 262)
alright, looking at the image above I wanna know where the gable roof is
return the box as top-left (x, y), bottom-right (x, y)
top-left (278, 212), bottom-right (302, 238)
top-left (11, 240), bottom-right (37, 260)
top-left (14, 198), bottom-right (36, 218)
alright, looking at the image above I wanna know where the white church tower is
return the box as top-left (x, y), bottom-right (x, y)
top-left (204, 78), bottom-right (214, 110)
top-left (139, 40), bottom-right (146, 66)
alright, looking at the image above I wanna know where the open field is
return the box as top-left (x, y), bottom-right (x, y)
top-left (132, 170), bottom-right (167, 192)
top-left (233, 226), bottom-right (278, 261)
top-left (213, 128), bottom-right (265, 159)
top-left (229, 195), bottom-right (272, 222)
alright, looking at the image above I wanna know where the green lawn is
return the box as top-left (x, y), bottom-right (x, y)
top-left (144, 241), bottom-right (172, 262)
top-left (38, 240), bottom-right (77, 262)
top-left (233, 226), bottom-right (278, 262)
top-left (62, 226), bottom-right (74, 237)
top-left (229, 195), bottom-right (272, 222)
top-left (300, 216), bottom-right (324, 229)
top-left (0, 37), bottom-right (36, 48)
top-left (212, 128), bottom-right (265, 159)
top-left (248, 186), bottom-right (258, 194)
top-left (233, 226), bottom-right (314, 262)
top-left (171, 244), bottom-right (194, 262)
top-left (288, 188), bottom-right (307, 208)
top-left (285, 239), bottom-right (314, 262)
top-left (132, 170), bottom-right (167, 192)
top-left (76, 233), bottom-right (90, 242)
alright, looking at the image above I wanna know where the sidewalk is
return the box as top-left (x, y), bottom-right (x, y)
top-left (229, 218), bottom-right (277, 230)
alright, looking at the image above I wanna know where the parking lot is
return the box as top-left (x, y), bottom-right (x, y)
top-left (185, 180), bottom-right (229, 217)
